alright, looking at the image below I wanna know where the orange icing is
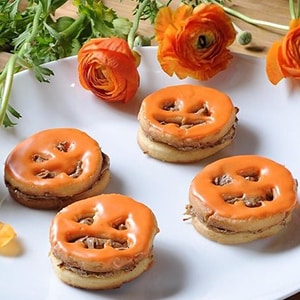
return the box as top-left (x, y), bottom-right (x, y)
top-left (142, 84), bottom-right (235, 139)
top-left (5, 128), bottom-right (102, 196)
top-left (50, 194), bottom-right (159, 270)
top-left (190, 155), bottom-right (298, 219)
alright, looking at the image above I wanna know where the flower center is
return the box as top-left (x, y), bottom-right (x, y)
top-left (197, 34), bottom-right (214, 49)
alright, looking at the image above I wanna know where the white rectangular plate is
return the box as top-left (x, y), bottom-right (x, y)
top-left (1, 46), bottom-right (300, 300)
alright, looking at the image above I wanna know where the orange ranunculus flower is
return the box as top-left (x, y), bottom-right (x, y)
top-left (154, 3), bottom-right (236, 81)
top-left (266, 19), bottom-right (300, 85)
top-left (78, 37), bottom-right (140, 103)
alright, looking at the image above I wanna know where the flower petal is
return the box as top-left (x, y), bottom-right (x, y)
top-left (266, 19), bottom-right (300, 84)
top-left (266, 40), bottom-right (284, 84)
top-left (155, 7), bottom-right (173, 42)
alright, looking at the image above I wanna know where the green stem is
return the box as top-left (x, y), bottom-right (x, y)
top-left (19, 3), bottom-right (43, 55)
top-left (211, 0), bottom-right (289, 31)
top-left (14, 56), bottom-right (33, 69)
top-left (0, 61), bottom-right (10, 84)
top-left (128, 0), bottom-right (151, 49)
top-left (0, 55), bottom-right (18, 126)
top-left (290, 0), bottom-right (296, 19)
top-left (289, 0), bottom-right (300, 19)
top-left (59, 14), bottom-right (87, 40)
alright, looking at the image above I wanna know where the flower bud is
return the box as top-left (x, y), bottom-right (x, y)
top-left (134, 35), bottom-right (151, 47)
top-left (237, 31), bottom-right (252, 45)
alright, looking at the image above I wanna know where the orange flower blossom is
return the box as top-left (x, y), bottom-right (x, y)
top-left (154, 3), bottom-right (236, 81)
top-left (78, 37), bottom-right (140, 103)
top-left (266, 18), bottom-right (300, 85)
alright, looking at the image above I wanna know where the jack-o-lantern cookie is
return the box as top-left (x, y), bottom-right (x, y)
top-left (137, 84), bottom-right (238, 163)
top-left (4, 128), bottom-right (110, 210)
top-left (186, 155), bottom-right (298, 244)
top-left (49, 193), bottom-right (159, 290)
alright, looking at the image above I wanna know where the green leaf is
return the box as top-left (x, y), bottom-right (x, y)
top-left (32, 65), bottom-right (54, 83)
top-left (43, 21), bottom-right (61, 40)
top-left (75, 0), bottom-right (129, 38)
top-left (112, 18), bottom-right (132, 38)
top-left (3, 104), bottom-right (22, 128)
top-left (48, 0), bottom-right (69, 14)
top-left (8, 104), bottom-right (21, 119)
top-left (52, 16), bottom-right (76, 33)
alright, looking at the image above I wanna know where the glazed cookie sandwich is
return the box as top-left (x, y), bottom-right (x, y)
top-left (4, 128), bottom-right (110, 210)
top-left (137, 84), bottom-right (238, 163)
top-left (49, 193), bottom-right (159, 289)
top-left (186, 155), bottom-right (298, 244)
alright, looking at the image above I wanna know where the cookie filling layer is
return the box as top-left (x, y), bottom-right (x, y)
top-left (6, 153), bottom-right (110, 202)
top-left (59, 261), bottom-right (136, 278)
top-left (144, 120), bottom-right (237, 151)
top-left (53, 253), bottom-right (153, 278)
top-left (186, 204), bottom-right (290, 235)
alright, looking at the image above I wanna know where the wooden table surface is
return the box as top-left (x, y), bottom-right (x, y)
top-left (0, 1), bottom-right (299, 299)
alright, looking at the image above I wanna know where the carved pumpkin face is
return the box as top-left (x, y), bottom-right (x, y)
top-left (141, 85), bottom-right (236, 143)
top-left (50, 194), bottom-right (159, 271)
top-left (190, 155), bottom-right (298, 219)
top-left (5, 128), bottom-right (102, 196)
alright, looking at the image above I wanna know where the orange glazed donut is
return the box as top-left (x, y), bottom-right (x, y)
top-left (4, 128), bottom-right (110, 210)
top-left (49, 194), bottom-right (159, 290)
top-left (137, 84), bottom-right (238, 163)
top-left (187, 155), bottom-right (298, 244)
